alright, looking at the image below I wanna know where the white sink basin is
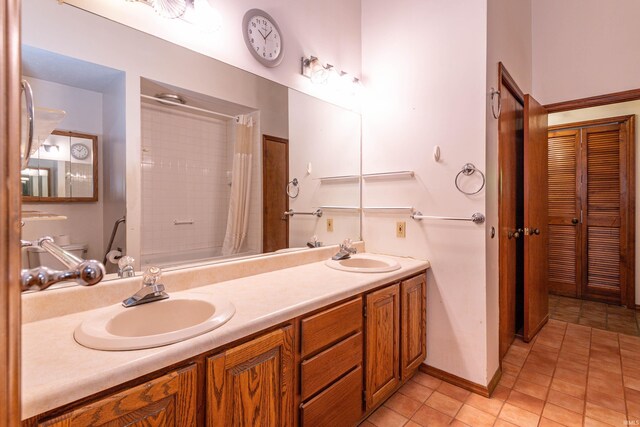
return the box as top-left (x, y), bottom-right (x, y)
top-left (325, 254), bottom-right (401, 273)
top-left (74, 293), bottom-right (235, 351)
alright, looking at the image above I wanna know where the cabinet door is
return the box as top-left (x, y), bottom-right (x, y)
top-left (207, 326), bottom-right (295, 427)
top-left (365, 284), bottom-right (400, 409)
top-left (39, 364), bottom-right (197, 427)
top-left (401, 274), bottom-right (427, 380)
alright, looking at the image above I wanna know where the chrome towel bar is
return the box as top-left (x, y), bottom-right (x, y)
top-left (411, 211), bottom-right (486, 224)
top-left (283, 209), bottom-right (323, 218)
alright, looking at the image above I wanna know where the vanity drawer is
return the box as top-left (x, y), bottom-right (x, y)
top-left (300, 366), bottom-right (363, 427)
top-left (301, 297), bottom-right (362, 357)
top-left (301, 331), bottom-right (363, 400)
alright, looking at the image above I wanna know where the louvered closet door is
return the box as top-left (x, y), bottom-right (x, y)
top-left (547, 129), bottom-right (581, 297)
top-left (583, 123), bottom-right (627, 304)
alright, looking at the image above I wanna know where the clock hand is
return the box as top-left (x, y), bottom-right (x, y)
top-left (257, 29), bottom-right (266, 39)
top-left (265, 30), bottom-right (273, 39)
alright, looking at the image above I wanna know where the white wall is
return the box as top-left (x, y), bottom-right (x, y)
top-left (20, 77), bottom-right (105, 262)
top-left (288, 89), bottom-right (361, 248)
top-left (532, 0), bottom-right (640, 105)
top-left (63, 0), bottom-right (361, 110)
top-left (549, 101), bottom-right (640, 304)
top-left (362, 0), bottom-right (489, 385)
top-left (486, 0), bottom-right (532, 384)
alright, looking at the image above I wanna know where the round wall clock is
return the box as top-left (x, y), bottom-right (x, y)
top-left (242, 9), bottom-right (284, 67)
top-left (71, 143), bottom-right (89, 160)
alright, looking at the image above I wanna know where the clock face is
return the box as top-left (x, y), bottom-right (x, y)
top-left (71, 143), bottom-right (89, 160)
top-left (243, 9), bottom-right (283, 67)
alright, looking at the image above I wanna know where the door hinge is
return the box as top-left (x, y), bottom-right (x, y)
top-left (363, 305), bottom-right (367, 318)
top-left (363, 390), bottom-right (367, 402)
top-left (580, 209), bottom-right (583, 224)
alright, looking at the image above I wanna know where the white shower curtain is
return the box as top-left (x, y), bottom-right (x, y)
top-left (222, 115), bottom-right (255, 255)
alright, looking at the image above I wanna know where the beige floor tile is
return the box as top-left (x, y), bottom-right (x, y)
top-left (550, 377), bottom-right (586, 399)
top-left (397, 380), bottom-right (434, 403)
top-left (454, 404), bottom-right (495, 427)
top-left (513, 377), bottom-right (549, 400)
top-left (506, 389), bottom-right (545, 415)
top-left (465, 392), bottom-right (504, 416)
top-left (546, 389), bottom-right (584, 414)
top-left (538, 417), bottom-right (566, 426)
top-left (411, 372), bottom-right (442, 390)
top-left (542, 402), bottom-right (583, 427)
top-left (518, 367), bottom-right (553, 388)
top-left (384, 392), bottom-right (422, 419)
top-left (424, 391), bottom-right (463, 418)
top-left (584, 402), bottom-right (627, 426)
top-left (436, 381), bottom-right (470, 402)
top-left (586, 387), bottom-right (626, 413)
top-left (410, 405), bottom-right (453, 427)
top-left (367, 406), bottom-right (409, 427)
top-left (498, 402), bottom-right (540, 427)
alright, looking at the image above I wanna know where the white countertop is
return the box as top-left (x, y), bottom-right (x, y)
top-left (21, 254), bottom-right (429, 420)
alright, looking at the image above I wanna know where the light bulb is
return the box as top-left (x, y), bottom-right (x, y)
top-left (182, 0), bottom-right (222, 33)
top-left (309, 58), bottom-right (329, 84)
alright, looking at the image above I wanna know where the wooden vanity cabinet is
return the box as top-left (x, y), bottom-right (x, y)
top-left (364, 273), bottom-right (427, 410)
top-left (365, 284), bottom-right (400, 410)
top-left (206, 326), bottom-right (295, 427)
top-left (401, 273), bottom-right (427, 380)
top-left (26, 270), bottom-right (428, 427)
top-left (37, 364), bottom-right (198, 427)
top-left (299, 297), bottom-right (364, 427)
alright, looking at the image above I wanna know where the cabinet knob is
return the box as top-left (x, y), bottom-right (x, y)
top-left (571, 218), bottom-right (579, 224)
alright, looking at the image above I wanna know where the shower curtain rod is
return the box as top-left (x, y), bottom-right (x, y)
top-left (140, 94), bottom-right (239, 120)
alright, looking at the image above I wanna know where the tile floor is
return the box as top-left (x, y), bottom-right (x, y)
top-left (362, 319), bottom-right (640, 426)
top-left (549, 294), bottom-right (640, 336)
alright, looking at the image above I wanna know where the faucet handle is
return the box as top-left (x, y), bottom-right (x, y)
top-left (142, 266), bottom-right (162, 286)
top-left (118, 255), bottom-right (135, 270)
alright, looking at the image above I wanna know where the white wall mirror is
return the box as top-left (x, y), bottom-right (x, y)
top-left (20, 0), bottom-right (361, 287)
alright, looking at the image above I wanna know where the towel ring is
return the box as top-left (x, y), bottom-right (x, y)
top-left (286, 178), bottom-right (299, 198)
top-left (490, 88), bottom-right (501, 119)
top-left (455, 163), bottom-right (485, 195)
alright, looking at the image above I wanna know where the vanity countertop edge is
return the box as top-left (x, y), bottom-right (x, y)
top-left (21, 253), bottom-right (430, 420)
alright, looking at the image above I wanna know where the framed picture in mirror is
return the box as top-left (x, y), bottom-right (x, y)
top-left (22, 130), bottom-right (98, 202)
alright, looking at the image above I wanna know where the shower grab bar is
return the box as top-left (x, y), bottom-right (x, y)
top-left (174, 220), bottom-right (194, 225)
top-left (411, 211), bottom-right (486, 224)
top-left (103, 216), bottom-right (126, 265)
top-left (22, 237), bottom-right (105, 292)
top-left (283, 209), bottom-right (323, 218)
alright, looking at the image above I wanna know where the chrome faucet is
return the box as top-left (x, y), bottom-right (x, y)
top-left (122, 266), bottom-right (169, 308)
top-left (118, 255), bottom-right (135, 278)
top-left (332, 238), bottom-right (357, 260)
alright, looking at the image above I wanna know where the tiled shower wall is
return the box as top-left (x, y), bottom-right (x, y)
top-left (141, 104), bottom-right (231, 259)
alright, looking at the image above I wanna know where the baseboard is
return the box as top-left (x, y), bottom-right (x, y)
top-left (419, 364), bottom-right (502, 398)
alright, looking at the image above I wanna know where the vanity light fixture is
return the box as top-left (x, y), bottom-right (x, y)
top-left (43, 144), bottom-right (59, 153)
top-left (301, 56), bottom-right (330, 84)
top-left (301, 55), bottom-right (362, 93)
top-left (129, 0), bottom-right (222, 32)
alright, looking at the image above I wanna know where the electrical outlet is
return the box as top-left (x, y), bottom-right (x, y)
top-left (327, 218), bottom-right (334, 232)
top-left (396, 221), bottom-right (406, 238)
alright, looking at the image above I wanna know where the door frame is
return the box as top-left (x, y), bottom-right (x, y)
top-left (261, 134), bottom-right (289, 252)
top-left (548, 114), bottom-right (636, 307)
top-left (1, 0), bottom-right (23, 423)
